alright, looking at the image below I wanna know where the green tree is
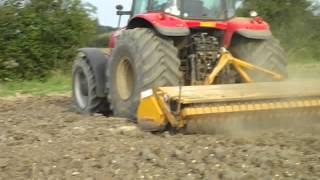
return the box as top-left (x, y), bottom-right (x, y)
top-left (90, 23), bottom-right (116, 47)
top-left (0, 0), bottom-right (97, 81)
top-left (237, 0), bottom-right (320, 62)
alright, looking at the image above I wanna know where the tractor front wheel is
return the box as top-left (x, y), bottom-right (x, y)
top-left (72, 53), bottom-right (109, 114)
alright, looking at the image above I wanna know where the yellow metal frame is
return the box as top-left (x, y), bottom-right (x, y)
top-left (153, 90), bottom-right (181, 128)
top-left (204, 51), bottom-right (284, 85)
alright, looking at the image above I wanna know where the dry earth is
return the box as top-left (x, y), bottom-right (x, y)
top-left (0, 96), bottom-right (320, 180)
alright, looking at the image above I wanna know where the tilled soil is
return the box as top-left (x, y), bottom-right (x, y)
top-left (0, 96), bottom-right (320, 180)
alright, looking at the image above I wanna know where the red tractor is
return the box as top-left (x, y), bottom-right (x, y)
top-left (72, 0), bottom-right (290, 132)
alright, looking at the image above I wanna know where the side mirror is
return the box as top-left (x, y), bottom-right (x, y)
top-left (116, 5), bottom-right (124, 11)
top-left (115, 4), bottom-right (132, 16)
top-left (115, 4), bottom-right (132, 28)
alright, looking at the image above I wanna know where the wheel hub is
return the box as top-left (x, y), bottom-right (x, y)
top-left (116, 57), bottom-right (134, 100)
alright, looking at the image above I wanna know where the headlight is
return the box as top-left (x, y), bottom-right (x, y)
top-left (249, 10), bottom-right (258, 17)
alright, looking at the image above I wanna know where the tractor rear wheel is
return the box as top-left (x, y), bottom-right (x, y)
top-left (72, 53), bottom-right (109, 114)
top-left (107, 28), bottom-right (181, 120)
top-left (230, 37), bottom-right (287, 81)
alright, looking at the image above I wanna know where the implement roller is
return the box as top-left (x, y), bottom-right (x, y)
top-left (72, 0), bottom-right (320, 134)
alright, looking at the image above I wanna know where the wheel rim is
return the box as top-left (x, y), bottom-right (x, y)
top-left (116, 57), bottom-right (134, 100)
top-left (74, 68), bottom-right (89, 109)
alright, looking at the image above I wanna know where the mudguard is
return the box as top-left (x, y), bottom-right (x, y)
top-left (78, 48), bottom-right (109, 97)
top-left (225, 17), bottom-right (272, 47)
top-left (236, 29), bottom-right (272, 40)
top-left (127, 13), bottom-right (190, 36)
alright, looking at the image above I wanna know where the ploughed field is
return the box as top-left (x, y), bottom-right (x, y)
top-left (0, 96), bottom-right (319, 180)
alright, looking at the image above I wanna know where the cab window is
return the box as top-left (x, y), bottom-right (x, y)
top-left (133, 0), bottom-right (149, 15)
top-left (152, 0), bottom-right (172, 11)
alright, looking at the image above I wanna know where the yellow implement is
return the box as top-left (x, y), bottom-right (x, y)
top-left (137, 50), bottom-right (320, 134)
top-left (137, 81), bottom-right (320, 133)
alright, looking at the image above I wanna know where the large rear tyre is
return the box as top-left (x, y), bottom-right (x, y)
top-left (230, 37), bottom-right (288, 81)
top-left (107, 28), bottom-right (181, 120)
top-left (72, 53), bottom-right (110, 114)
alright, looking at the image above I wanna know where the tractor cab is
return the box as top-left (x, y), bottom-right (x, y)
top-left (128, 0), bottom-right (243, 20)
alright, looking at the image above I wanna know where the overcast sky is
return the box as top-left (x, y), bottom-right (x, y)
top-left (83, 0), bottom-right (132, 27)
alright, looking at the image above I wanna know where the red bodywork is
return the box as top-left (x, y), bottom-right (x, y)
top-left (109, 13), bottom-right (270, 48)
